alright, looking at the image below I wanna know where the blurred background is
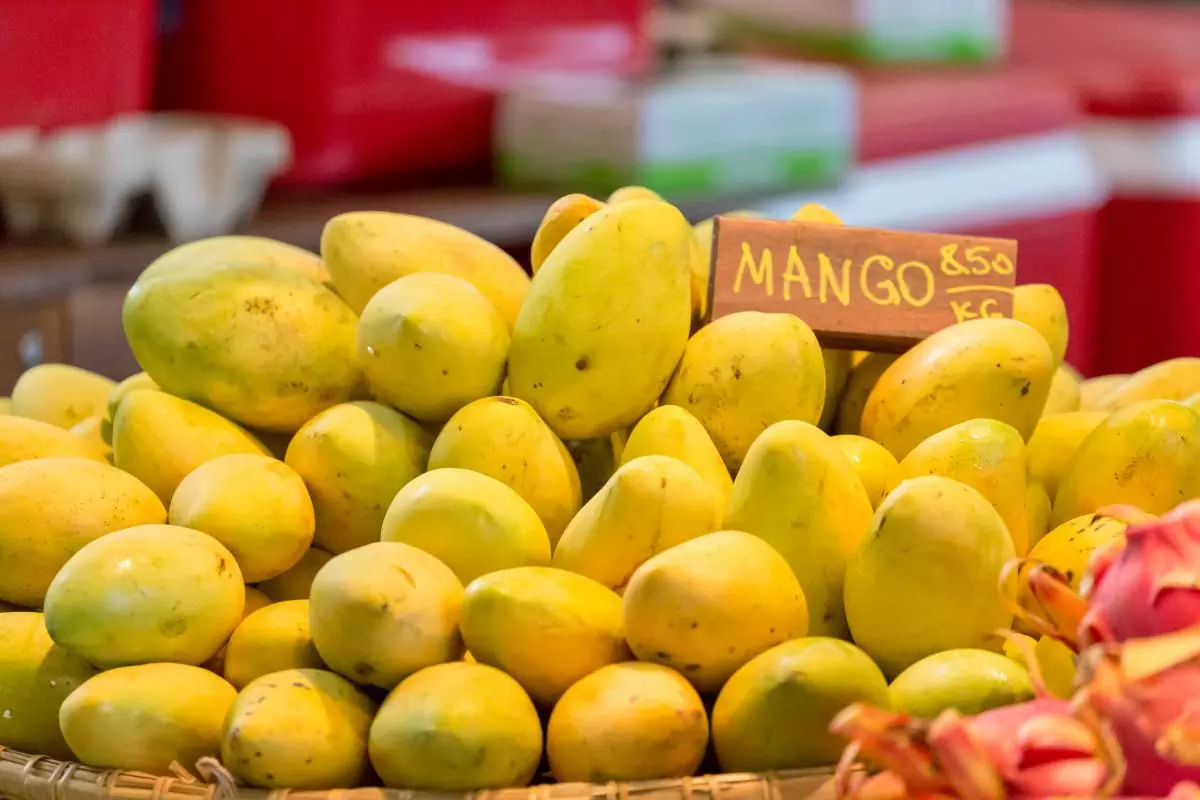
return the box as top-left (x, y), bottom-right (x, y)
top-left (2, 0), bottom-right (1199, 392)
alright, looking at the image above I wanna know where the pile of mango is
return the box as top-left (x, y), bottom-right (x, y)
top-left (2, 187), bottom-right (1199, 792)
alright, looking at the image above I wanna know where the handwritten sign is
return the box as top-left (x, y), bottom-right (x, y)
top-left (707, 217), bottom-right (1018, 351)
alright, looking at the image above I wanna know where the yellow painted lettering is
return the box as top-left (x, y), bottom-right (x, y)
top-left (980, 297), bottom-right (1003, 318)
top-left (783, 246), bottom-right (813, 301)
top-left (992, 252), bottom-right (1015, 276)
top-left (965, 245), bottom-right (993, 276)
top-left (939, 244), bottom-right (971, 276)
top-left (951, 300), bottom-right (979, 322)
top-left (818, 253), bottom-right (852, 305)
top-left (897, 261), bottom-right (935, 306)
top-left (860, 255), bottom-right (900, 306)
top-left (734, 242), bottom-right (773, 296)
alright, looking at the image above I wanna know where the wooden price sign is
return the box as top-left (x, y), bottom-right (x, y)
top-left (707, 217), bottom-right (1018, 351)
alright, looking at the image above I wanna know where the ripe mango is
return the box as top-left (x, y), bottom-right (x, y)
top-left (310, 542), bottom-right (464, 689)
top-left (430, 396), bottom-right (580, 545)
top-left (862, 318), bottom-right (1055, 459)
top-left (0, 457), bottom-right (165, 607)
top-left (820, 350), bottom-right (853, 431)
top-left (889, 649), bottom-right (1034, 718)
top-left (831, 435), bottom-right (900, 509)
top-left (844, 476), bottom-right (1015, 677)
top-left (623, 531), bottom-right (809, 691)
top-left (321, 211), bottom-right (529, 327)
top-left (725, 422), bottom-right (873, 637)
top-left (1020, 514), bottom-right (1126, 619)
top-left (459, 566), bottom-right (629, 706)
top-left (1098, 357), bottom-right (1200, 410)
top-left (547, 662), bottom-right (708, 783)
top-left (255, 546), bottom-right (333, 602)
top-left (60, 663), bottom-right (235, 773)
top-left (369, 662), bottom-right (542, 790)
top-left (381, 468), bottom-right (551, 584)
top-left (553, 455), bottom-right (722, 593)
top-left (508, 200), bottom-right (692, 440)
top-left (1079, 374), bottom-right (1128, 410)
top-left (358, 273), bottom-right (509, 423)
top-left (124, 262), bottom-right (360, 432)
top-left (835, 353), bottom-right (897, 436)
top-left (608, 185), bottom-right (664, 204)
top-left (10, 364), bottom-right (115, 429)
top-left (45, 524), bottom-right (245, 668)
top-left (139, 235), bottom-right (330, 286)
top-left (204, 586), bottom-right (274, 676)
top-left (663, 312), bottom-right (826, 470)
top-left (68, 415), bottom-right (109, 460)
top-left (101, 372), bottom-right (159, 443)
top-left (620, 405), bottom-right (732, 507)
top-left (792, 203), bottom-right (844, 224)
top-left (1027, 411), bottom-right (1109, 500)
top-left (223, 601), bottom-right (323, 690)
top-left (0, 398), bottom-right (9, 414)
top-left (285, 401), bottom-right (431, 554)
top-left (531, 193), bottom-right (606, 274)
top-left (1043, 365), bottom-right (1082, 414)
top-left (1013, 284), bottom-right (1069, 366)
top-left (1026, 481), bottom-right (1052, 549)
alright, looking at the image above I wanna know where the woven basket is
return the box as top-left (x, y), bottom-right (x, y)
top-left (0, 749), bottom-right (840, 800)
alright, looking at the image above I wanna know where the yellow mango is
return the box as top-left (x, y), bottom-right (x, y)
top-left (835, 353), bottom-right (897, 436)
top-left (285, 401), bottom-right (431, 554)
top-left (889, 649), bottom-right (1034, 719)
top-left (102, 372), bottom-right (159, 443)
top-left (0, 457), bottom-right (165, 607)
top-left (0, 416), bottom-right (101, 469)
top-left (61, 663), bottom-right (235, 773)
top-left (1027, 411), bottom-right (1109, 500)
top-left (459, 566), bottom-right (629, 706)
top-left (863, 318), bottom-right (1056, 459)
top-left (620, 405), bottom-right (732, 507)
top-left (1185, 392), bottom-right (1200, 412)
top-left (1021, 514), bottom-right (1126, 615)
top-left (565, 435), bottom-right (618, 503)
top-left (203, 586), bottom-right (274, 676)
top-left (321, 211), bottom-right (529, 327)
top-left (223, 600), bottom-right (324, 689)
top-left (381, 468), bottom-right (551, 584)
top-left (1013, 284), bottom-right (1069, 366)
top-left (832, 435), bottom-right (900, 509)
top-left (1026, 481), bottom-right (1052, 549)
top-left (169, 454), bottom-right (314, 583)
top-left (547, 662), bottom-right (708, 783)
top-left (358, 273), bottom-right (509, 423)
top-left (0, 398), bottom-right (9, 414)
top-left (844, 477), bottom-right (1015, 677)
top-left (310, 542), bottom-right (464, 690)
top-left (607, 185), bottom-right (664, 204)
top-left (662, 312), bottom-right (826, 470)
top-left (792, 203), bottom-right (844, 224)
top-left (430, 396), bottom-right (580, 546)
top-left (897, 419), bottom-right (1032, 556)
top-left (1053, 400), bottom-right (1200, 525)
top-left (623, 531), bottom-right (809, 691)
top-left (223, 668), bottom-right (376, 789)
top-left (531, 193), bottom-right (606, 274)
top-left (1099, 357), bottom-right (1200, 410)
top-left (725, 422), bottom-right (873, 637)
top-left (508, 200), bottom-right (692, 440)
top-left (820, 350), bottom-right (853, 430)
top-left (1003, 634), bottom-right (1077, 700)
top-left (124, 263), bottom-right (360, 432)
top-left (68, 415), bottom-right (109, 460)
top-left (10, 363), bottom-right (115, 430)
top-left (369, 662), bottom-right (543, 791)
top-left (112, 389), bottom-right (269, 504)
top-left (1044, 365), bottom-right (1082, 414)
top-left (1080, 374), bottom-right (1128, 410)
top-left (553, 455), bottom-right (722, 592)
top-left (139, 235), bottom-right (330, 286)
top-left (255, 546), bottom-right (333, 602)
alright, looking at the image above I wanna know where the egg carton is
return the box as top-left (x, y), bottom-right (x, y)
top-left (0, 113), bottom-right (291, 247)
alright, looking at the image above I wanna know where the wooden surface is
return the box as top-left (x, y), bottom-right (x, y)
top-left (709, 217), bottom-right (1018, 351)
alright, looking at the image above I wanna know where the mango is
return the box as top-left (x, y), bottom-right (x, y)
top-left (1026, 481), bottom-right (1053, 549)
top-left (792, 203), bottom-right (844, 224)
top-left (691, 211), bottom-right (762, 323)
top-left (623, 531), bottom-right (809, 691)
top-left (369, 662), bottom-right (542, 790)
top-left (508, 200), bottom-right (692, 440)
top-left (1027, 411), bottom-right (1109, 500)
top-left (1185, 392), bottom-right (1200, 412)
top-left (111, 389), bottom-right (269, 504)
top-left (459, 566), bottom-right (629, 705)
top-left (1098, 358), bottom-right (1200, 410)
top-left (0, 457), bottom-right (165, 607)
top-left (1022, 515), bottom-right (1127, 608)
top-left (725, 422), bottom-right (873, 637)
top-left (45, 524), bottom-right (245, 668)
top-left (321, 211), bottom-right (529, 327)
top-left (223, 668), bottom-right (376, 789)
top-left (204, 586), bottom-right (274, 676)
top-left (712, 637), bottom-right (888, 772)
top-left (0, 398), bottom-right (9, 414)
top-left (381, 468), bottom-right (551, 584)
top-left (285, 401), bottom-right (431, 554)
top-left (620, 405), bottom-right (732, 507)
top-left (1013, 284), bottom-right (1069, 366)
top-left (1052, 400), bottom-right (1200, 525)
top-left (1043, 365), bottom-right (1082, 414)
top-left (101, 372), bottom-right (159, 443)
top-left (1080, 374), bottom-right (1128, 410)
top-left (553, 455), bottom-right (722, 592)
top-left (1003, 634), bottom-right (1077, 700)
top-left (862, 318), bottom-right (1055, 459)
top-left (358, 273), bottom-right (509, 423)
top-left (10, 363), bottom-right (115, 429)
top-left (547, 662), bottom-right (708, 783)
top-left (60, 663), bottom-right (235, 773)
top-left (835, 353), bottom-right (897, 436)
top-left (223, 600), bottom-right (324, 690)
top-left (889, 649), bottom-right (1035, 719)
top-left (139, 235), bottom-right (330, 286)
top-left (310, 542), bottom-right (464, 689)
top-left (531, 193), bottom-right (606, 274)
top-left (844, 476), bottom-right (1015, 677)
top-left (608, 186), bottom-right (664, 204)
top-left (662, 312), bottom-right (826, 470)
top-left (832, 435), bottom-right (900, 509)
top-left (255, 546), bottom-right (333, 602)
top-left (566, 435), bottom-right (618, 503)
top-left (68, 415), bottom-right (109, 460)
top-left (169, 454), bottom-right (314, 583)
top-left (430, 396), bottom-right (580, 545)
top-left (0, 612), bottom-right (97, 759)
top-left (820, 350), bottom-right (853, 430)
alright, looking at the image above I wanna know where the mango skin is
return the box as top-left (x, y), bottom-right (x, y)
top-left (531, 193), bottom-right (606, 274)
top-left (285, 401), bottom-right (431, 554)
top-left (1020, 514), bottom-right (1127, 619)
top-left (1026, 481), bottom-right (1053, 549)
top-left (60, 663), bottom-right (235, 774)
top-left (461, 567), bottom-right (629, 706)
top-left (44, 524), bottom-right (245, 668)
top-left (819, 350), bottom-right (853, 431)
top-left (223, 600), bottom-right (324, 690)
top-left (0, 612), bottom-right (98, 759)
top-left (204, 586), bottom-right (274, 676)
top-left (321, 211), bottom-right (529, 327)
top-left (123, 262), bottom-right (361, 432)
top-left (844, 476), bottom-right (1015, 678)
top-left (309, 542), bottom-right (464, 690)
top-left (1052, 400), bottom-right (1200, 525)
top-left (547, 662), bottom-right (708, 783)
top-left (725, 422), bottom-right (873, 638)
top-left (0, 398), bottom-right (9, 414)
top-left (101, 372), bottom-right (159, 443)
top-left (68, 415), bottom-right (110, 460)
top-left (255, 546), bottom-right (333, 602)
top-left (862, 318), bottom-right (1056, 459)
top-left (223, 668), bottom-right (376, 790)
top-left (139, 235), bottom-right (331, 286)
top-left (620, 405), bottom-right (733, 508)
top-left (1013, 284), bottom-right (1069, 366)
top-left (623, 531), bottom-right (809, 692)
top-left (369, 662), bottom-right (543, 791)
top-left (1044, 365), bottom-right (1082, 414)
top-left (0, 415), bottom-right (106, 469)
top-left (608, 185), bottom-right (664, 204)
top-left (712, 637), bottom-right (888, 772)
top-left (663, 311), bottom-right (826, 470)
top-left (1100, 357), bottom-right (1200, 411)
top-left (889, 649), bottom-right (1035, 719)
top-left (10, 364), bottom-right (115, 430)
top-left (1027, 411), bottom-right (1109, 500)
top-left (1080, 374), bottom-right (1128, 410)
top-left (835, 353), bottom-right (897, 436)
top-left (831, 435), bottom-right (900, 509)
top-left (508, 200), bottom-right (693, 440)
top-left (0, 457), bottom-right (166, 607)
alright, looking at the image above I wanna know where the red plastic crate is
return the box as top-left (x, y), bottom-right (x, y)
top-left (158, 0), bottom-right (651, 187)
